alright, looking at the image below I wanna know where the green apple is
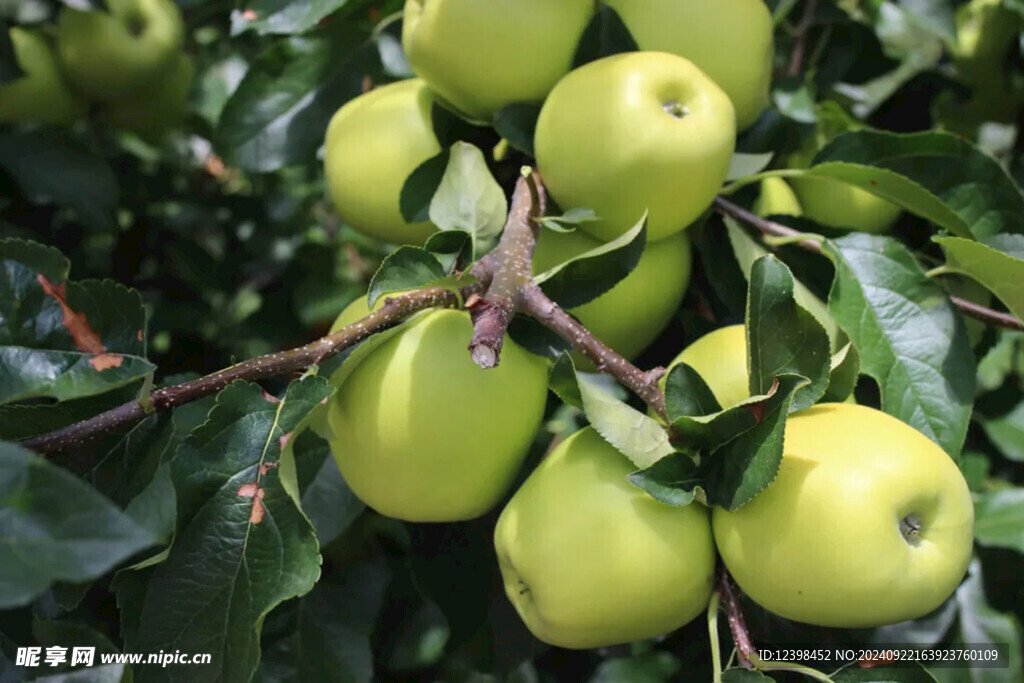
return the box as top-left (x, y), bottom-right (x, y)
top-left (495, 426), bottom-right (715, 648)
top-left (949, 0), bottom-right (1024, 124)
top-left (106, 53), bottom-right (193, 142)
top-left (56, 0), bottom-right (184, 103)
top-left (604, 0), bottom-right (774, 130)
top-left (754, 177), bottom-right (802, 218)
top-left (325, 308), bottom-right (548, 522)
top-left (401, 0), bottom-right (595, 120)
top-left (0, 28), bottom-right (87, 126)
top-left (789, 176), bottom-right (901, 234)
top-left (324, 79), bottom-right (441, 246)
top-left (713, 403), bottom-right (974, 628)
top-left (531, 229), bottom-right (691, 369)
top-left (665, 325), bottom-right (748, 410)
top-left (535, 52), bottom-right (735, 243)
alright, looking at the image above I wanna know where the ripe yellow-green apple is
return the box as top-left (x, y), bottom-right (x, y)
top-left (754, 177), bottom-right (802, 218)
top-left (531, 229), bottom-right (691, 369)
top-left (325, 308), bottom-right (548, 522)
top-left (495, 427), bottom-right (715, 648)
top-left (535, 52), bottom-right (735, 243)
top-left (106, 53), bottom-right (193, 142)
top-left (666, 325), bottom-right (748, 410)
top-left (0, 28), bottom-right (87, 126)
top-left (324, 79), bottom-right (441, 246)
top-left (56, 0), bottom-right (184, 102)
top-left (713, 403), bottom-right (974, 628)
top-left (789, 176), bottom-right (902, 234)
top-left (604, 0), bottom-right (774, 130)
top-left (401, 0), bottom-right (594, 120)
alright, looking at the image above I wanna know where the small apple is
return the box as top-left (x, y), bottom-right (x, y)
top-left (789, 176), bottom-right (901, 234)
top-left (56, 0), bottom-right (185, 103)
top-left (495, 426), bottom-right (715, 649)
top-left (531, 229), bottom-right (691, 369)
top-left (604, 0), bottom-right (774, 130)
top-left (666, 325), bottom-right (748, 410)
top-left (105, 53), bottom-right (193, 142)
top-left (325, 308), bottom-right (548, 522)
top-left (949, 0), bottom-right (1024, 124)
top-left (324, 79), bottom-right (442, 246)
top-left (0, 28), bottom-right (87, 126)
top-left (713, 403), bottom-right (974, 628)
top-left (754, 177), bottom-right (802, 218)
top-left (401, 0), bottom-right (595, 120)
top-left (535, 52), bottom-right (735, 243)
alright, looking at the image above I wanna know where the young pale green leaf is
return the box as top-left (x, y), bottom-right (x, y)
top-left (366, 246), bottom-right (447, 308)
top-left (977, 331), bottom-right (1024, 392)
top-left (725, 218), bottom-right (841, 348)
top-left (216, 32), bottom-right (376, 172)
top-left (538, 208), bottom-right (600, 234)
top-left (703, 374), bottom-right (808, 511)
top-left (0, 130), bottom-right (119, 231)
top-left (822, 341), bottom-right (860, 403)
top-left (746, 255), bottom-right (831, 412)
top-left (979, 400), bottom-right (1024, 462)
top-left (952, 560), bottom-right (1022, 677)
top-left (572, 4), bottom-right (639, 68)
top-left (627, 453), bottom-right (700, 507)
top-left (935, 235), bottom-right (1024, 326)
top-left (0, 442), bottom-right (158, 609)
top-left (0, 242), bottom-right (155, 405)
top-left (548, 353), bottom-right (673, 468)
top-left (401, 150), bottom-right (451, 224)
top-left (807, 130), bottom-right (1024, 239)
top-left (824, 233), bottom-right (975, 458)
top-left (429, 142), bottom-right (508, 241)
top-left (534, 214), bottom-right (647, 309)
top-left (664, 363), bottom-right (722, 423)
top-left (493, 103), bottom-right (542, 156)
top-left (727, 152), bottom-right (775, 181)
top-left (118, 377), bottom-right (330, 683)
top-left (973, 488), bottom-right (1024, 554)
top-left (424, 230), bottom-right (473, 272)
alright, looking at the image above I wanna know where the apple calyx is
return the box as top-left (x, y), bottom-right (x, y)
top-left (900, 513), bottom-right (923, 544)
top-left (663, 100), bottom-right (690, 119)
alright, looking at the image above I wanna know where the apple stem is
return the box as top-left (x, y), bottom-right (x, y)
top-left (718, 569), bottom-right (758, 669)
top-left (713, 196), bottom-right (1024, 332)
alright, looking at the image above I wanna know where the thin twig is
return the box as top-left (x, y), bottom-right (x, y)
top-left (713, 197), bottom-right (1024, 332)
top-left (718, 569), bottom-right (757, 669)
top-left (21, 285), bottom-right (483, 455)
top-left (787, 0), bottom-right (820, 77)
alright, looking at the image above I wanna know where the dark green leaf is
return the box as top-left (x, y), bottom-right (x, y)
top-left (831, 665), bottom-right (937, 682)
top-left (366, 246), bottom-right (446, 308)
top-left (974, 488), bottom-right (1024, 553)
top-left (123, 463), bottom-right (176, 544)
top-left (664, 363), bottom-right (722, 423)
top-left (424, 229), bottom-right (472, 272)
top-left (493, 103), bottom-right (542, 156)
top-left (572, 4), bottom-right (639, 68)
top-left (0, 130), bottom-right (118, 230)
top-left (627, 454), bottom-right (700, 507)
top-left (721, 669), bottom-right (773, 682)
top-left (590, 651), bottom-right (681, 683)
top-left (746, 255), bottom-right (831, 412)
top-left (400, 149), bottom-right (450, 224)
top-left (232, 0), bottom-right (371, 36)
top-left (297, 436), bottom-right (364, 548)
top-left (0, 26), bottom-right (23, 84)
top-left (0, 442), bottom-right (156, 609)
top-left (535, 214), bottom-right (646, 309)
top-left (823, 342), bottom-right (860, 403)
top-left (507, 315), bottom-right (573, 359)
top-left (951, 560), bottom-right (1023, 678)
top-left (824, 233), bottom-right (975, 458)
top-left (980, 400), bottom-right (1024, 462)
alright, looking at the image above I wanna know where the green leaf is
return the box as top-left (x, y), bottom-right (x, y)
top-left (231, 0), bottom-right (371, 36)
top-left (123, 463), bottom-right (176, 544)
top-left (823, 342), bottom-right (860, 403)
top-left (806, 130), bottom-right (1024, 238)
top-left (974, 488), bottom-right (1024, 553)
top-left (535, 214), bottom-right (646, 309)
top-left (721, 668), bottom-right (774, 682)
top-left (548, 354), bottom-right (673, 468)
top-left (366, 246), bottom-right (447, 308)
top-left (507, 315), bottom-right (573, 359)
top-left (0, 241), bottom-right (155, 404)
top-left (727, 151), bottom-right (775, 181)
top-left (0, 442), bottom-right (157, 609)
top-left (294, 433), bottom-right (364, 548)
top-left (832, 665), bottom-right (937, 682)
top-left (935, 236), bottom-right (1024, 327)
top-left (664, 363), bottom-right (722, 423)
top-left (589, 651), bottom-right (681, 683)
top-left (424, 229), bottom-right (473, 272)
top-left (951, 560), bottom-right (1023, 680)
top-left (216, 32), bottom-right (376, 173)
top-left (572, 4), bottom-right (638, 68)
top-left (979, 400), bottom-right (1024, 462)
top-left (118, 378), bottom-right (330, 683)
top-left (703, 374), bottom-right (808, 510)
top-left (0, 130), bottom-right (119, 230)
top-left (824, 233), bottom-right (975, 458)
top-left (493, 103), bottom-right (541, 156)
top-left (725, 218), bottom-right (841, 348)
top-left (746, 255), bottom-right (831, 412)
top-left (627, 454), bottom-right (699, 507)
top-left (0, 27), bottom-right (23, 84)
top-left (400, 149), bottom-right (450, 225)
top-left (429, 142), bottom-right (508, 241)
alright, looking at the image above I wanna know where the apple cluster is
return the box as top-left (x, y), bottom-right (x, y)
top-left (0, 0), bottom-right (193, 142)
top-left (317, 0), bottom-right (975, 651)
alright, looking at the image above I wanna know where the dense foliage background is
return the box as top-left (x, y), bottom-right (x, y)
top-left (1, 0), bottom-right (1023, 681)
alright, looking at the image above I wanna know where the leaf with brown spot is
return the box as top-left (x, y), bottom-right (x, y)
top-left (89, 353), bottom-right (124, 371)
top-left (38, 275), bottom-right (106, 354)
top-left (237, 482), bottom-right (259, 498)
